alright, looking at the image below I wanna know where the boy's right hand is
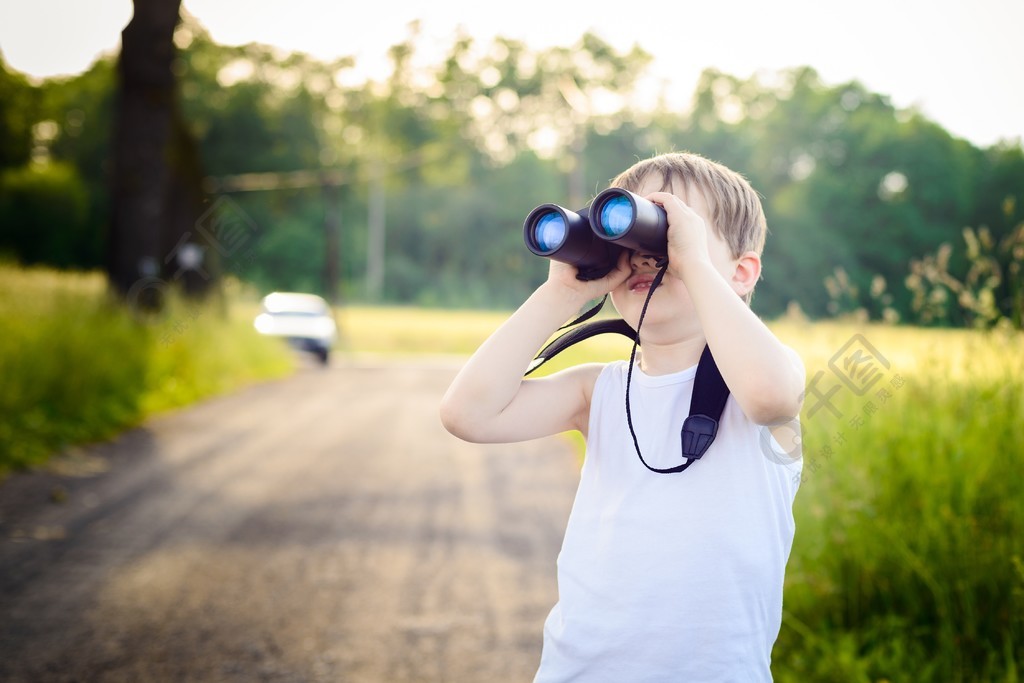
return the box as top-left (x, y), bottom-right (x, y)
top-left (544, 250), bottom-right (632, 309)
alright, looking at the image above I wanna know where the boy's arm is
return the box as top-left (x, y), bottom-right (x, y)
top-left (440, 256), bottom-right (631, 444)
top-left (650, 191), bottom-right (806, 426)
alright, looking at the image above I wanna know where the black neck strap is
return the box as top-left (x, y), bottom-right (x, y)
top-left (526, 264), bottom-right (731, 474)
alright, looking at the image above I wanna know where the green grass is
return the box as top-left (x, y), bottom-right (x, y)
top-left (335, 305), bottom-right (512, 357)
top-left (334, 302), bottom-right (638, 361)
top-left (766, 321), bottom-right (1024, 682)
top-left (0, 265), bottom-right (293, 475)
top-left (338, 307), bottom-right (1023, 682)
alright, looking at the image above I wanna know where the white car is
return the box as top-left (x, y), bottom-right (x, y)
top-left (254, 292), bottom-right (338, 365)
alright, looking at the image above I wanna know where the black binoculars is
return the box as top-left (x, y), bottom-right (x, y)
top-left (523, 188), bottom-right (668, 280)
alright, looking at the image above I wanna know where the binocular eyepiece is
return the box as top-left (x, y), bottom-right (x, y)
top-left (524, 188), bottom-right (668, 280)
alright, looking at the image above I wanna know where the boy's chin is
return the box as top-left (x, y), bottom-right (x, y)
top-left (633, 300), bottom-right (698, 330)
top-left (612, 289), bottom-right (695, 329)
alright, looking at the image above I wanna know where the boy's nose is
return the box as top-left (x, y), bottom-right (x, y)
top-left (630, 251), bottom-right (660, 269)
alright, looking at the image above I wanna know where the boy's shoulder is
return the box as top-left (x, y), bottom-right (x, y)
top-left (547, 362), bottom-right (614, 412)
top-left (568, 361), bottom-right (613, 393)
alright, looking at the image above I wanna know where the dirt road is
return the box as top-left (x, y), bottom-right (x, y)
top-left (0, 358), bottom-right (580, 682)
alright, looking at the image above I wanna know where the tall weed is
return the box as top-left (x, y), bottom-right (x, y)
top-left (0, 266), bottom-right (292, 474)
top-left (772, 321), bottom-right (1024, 682)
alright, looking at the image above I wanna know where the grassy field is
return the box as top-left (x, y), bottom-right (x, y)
top-left (338, 305), bottom-right (1024, 683)
top-left (0, 265), bottom-right (294, 475)
top-left (4, 265), bottom-right (1022, 681)
top-left (763, 322), bottom-right (1022, 682)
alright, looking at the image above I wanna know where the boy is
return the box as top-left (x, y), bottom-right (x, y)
top-left (440, 152), bottom-right (805, 681)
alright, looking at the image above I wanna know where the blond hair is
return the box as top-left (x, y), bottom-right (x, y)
top-left (610, 152), bottom-right (767, 259)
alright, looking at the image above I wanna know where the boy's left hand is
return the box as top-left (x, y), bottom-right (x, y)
top-left (644, 191), bottom-right (712, 278)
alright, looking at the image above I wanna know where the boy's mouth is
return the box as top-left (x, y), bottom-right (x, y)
top-left (628, 273), bottom-right (656, 292)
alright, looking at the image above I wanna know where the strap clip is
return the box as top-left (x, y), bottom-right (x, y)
top-left (681, 414), bottom-right (718, 460)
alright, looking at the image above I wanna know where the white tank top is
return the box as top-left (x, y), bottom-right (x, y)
top-left (535, 360), bottom-right (802, 683)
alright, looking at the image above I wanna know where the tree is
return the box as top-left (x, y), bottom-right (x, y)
top-left (108, 0), bottom-right (209, 308)
top-left (0, 57), bottom-right (35, 171)
top-left (0, 163), bottom-right (89, 266)
top-left (38, 58), bottom-right (118, 268)
top-left (10, 18), bottom-right (1024, 320)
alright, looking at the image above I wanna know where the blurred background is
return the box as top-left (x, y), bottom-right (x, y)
top-left (1, 1), bottom-right (1022, 681)
top-left (2, 0), bottom-right (1022, 314)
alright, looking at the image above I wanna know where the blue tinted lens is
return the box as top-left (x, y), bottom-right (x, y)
top-left (599, 196), bottom-right (635, 237)
top-left (534, 212), bottom-right (567, 251)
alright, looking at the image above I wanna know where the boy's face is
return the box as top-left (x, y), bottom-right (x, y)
top-left (609, 175), bottom-right (741, 335)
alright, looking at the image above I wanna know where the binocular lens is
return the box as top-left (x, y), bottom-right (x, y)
top-left (532, 211), bottom-right (568, 252)
top-left (597, 195), bottom-right (635, 237)
top-left (523, 188), bottom-right (665, 281)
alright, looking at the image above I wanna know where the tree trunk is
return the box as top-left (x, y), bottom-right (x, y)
top-left (109, 0), bottom-right (209, 309)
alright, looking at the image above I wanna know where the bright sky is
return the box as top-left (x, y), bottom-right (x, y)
top-left (1, 0), bottom-right (1021, 148)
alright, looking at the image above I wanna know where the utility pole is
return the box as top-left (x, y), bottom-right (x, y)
top-left (322, 179), bottom-right (341, 304)
top-left (559, 76), bottom-right (590, 209)
top-left (366, 162), bottom-right (386, 302)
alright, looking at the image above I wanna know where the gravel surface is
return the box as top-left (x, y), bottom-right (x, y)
top-left (0, 357), bottom-right (579, 682)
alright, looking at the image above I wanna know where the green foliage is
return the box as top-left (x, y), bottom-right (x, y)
top-left (772, 323), bottom-right (1024, 682)
top-left (247, 205), bottom-right (327, 294)
top-left (0, 162), bottom-right (94, 266)
top-left (904, 224), bottom-right (1024, 329)
top-left (677, 68), bottom-right (987, 320)
top-left (0, 265), bottom-right (293, 475)
top-left (0, 58), bottom-right (36, 169)
top-left (1, 19), bottom-right (1023, 322)
top-left (380, 151), bottom-right (559, 307)
top-left (0, 54), bottom-right (115, 269)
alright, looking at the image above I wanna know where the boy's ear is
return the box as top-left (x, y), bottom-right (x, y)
top-left (732, 251), bottom-right (762, 297)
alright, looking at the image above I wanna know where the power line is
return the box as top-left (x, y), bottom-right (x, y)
top-left (201, 146), bottom-right (450, 194)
